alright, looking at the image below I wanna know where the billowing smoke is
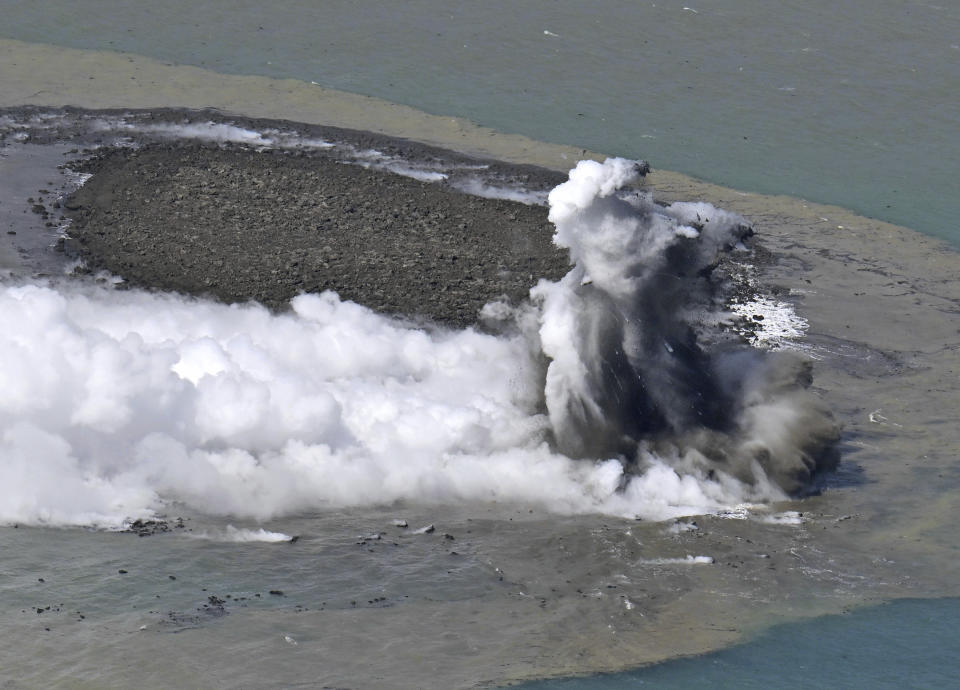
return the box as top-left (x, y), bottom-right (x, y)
top-left (0, 158), bottom-right (838, 529)
top-left (531, 158), bottom-right (839, 494)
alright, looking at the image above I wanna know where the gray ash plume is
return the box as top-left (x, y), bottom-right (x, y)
top-left (531, 158), bottom-right (839, 496)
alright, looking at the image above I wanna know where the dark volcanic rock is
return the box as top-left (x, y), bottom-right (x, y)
top-left (64, 144), bottom-right (569, 327)
top-left (121, 517), bottom-right (186, 537)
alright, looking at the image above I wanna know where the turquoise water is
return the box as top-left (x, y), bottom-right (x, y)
top-left (3, 0), bottom-right (959, 244)
top-left (516, 598), bottom-right (960, 689)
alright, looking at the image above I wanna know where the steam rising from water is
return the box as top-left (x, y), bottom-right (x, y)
top-left (0, 158), bottom-right (837, 529)
top-left (534, 159), bottom-right (839, 495)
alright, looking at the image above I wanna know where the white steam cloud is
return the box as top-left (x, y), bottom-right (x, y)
top-left (189, 526), bottom-right (294, 543)
top-left (0, 158), bottom-right (837, 529)
top-left (93, 118), bottom-right (335, 150)
top-left (531, 158), bottom-right (839, 494)
top-left (0, 280), bottom-right (791, 529)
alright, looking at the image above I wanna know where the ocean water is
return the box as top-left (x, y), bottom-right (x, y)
top-left (517, 597), bottom-right (960, 689)
top-left (2, 0), bottom-right (959, 244)
top-left (1, 2), bottom-right (960, 688)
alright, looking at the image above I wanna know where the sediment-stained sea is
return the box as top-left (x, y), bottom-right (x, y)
top-left (1, 7), bottom-right (959, 688)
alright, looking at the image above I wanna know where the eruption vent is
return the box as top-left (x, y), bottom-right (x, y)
top-left (0, 158), bottom-right (838, 529)
top-left (532, 158), bottom-right (839, 494)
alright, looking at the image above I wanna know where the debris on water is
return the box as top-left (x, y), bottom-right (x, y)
top-left (122, 517), bottom-right (187, 537)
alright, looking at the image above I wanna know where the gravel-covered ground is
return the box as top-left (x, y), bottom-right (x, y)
top-left (63, 141), bottom-right (570, 327)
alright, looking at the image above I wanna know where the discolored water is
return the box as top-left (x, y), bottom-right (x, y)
top-left (516, 597), bottom-right (960, 689)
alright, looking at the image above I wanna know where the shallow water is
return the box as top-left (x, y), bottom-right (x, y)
top-left (2, 0), bottom-right (959, 243)
top-left (1, 511), bottom-right (502, 625)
